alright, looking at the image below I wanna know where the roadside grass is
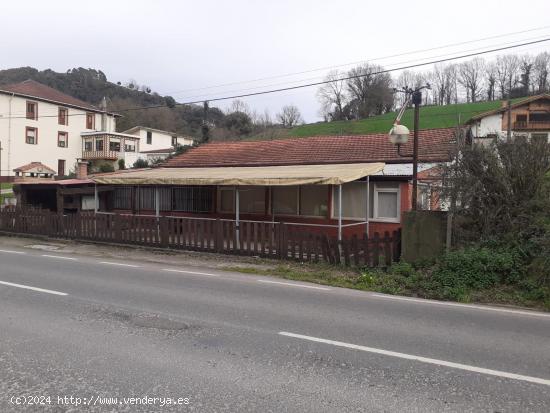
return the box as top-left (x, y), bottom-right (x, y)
top-left (289, 99), bottom-right (520, 138)
top-left (223, 259), bottom-right (550, 312)
top-left (0, 183), bottom-right (13, 190)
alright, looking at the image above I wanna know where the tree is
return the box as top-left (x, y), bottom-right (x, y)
top-left (496, 55), bottom-right (520, 98)
top-left (223, 111), bottom-right (253, 136)
top-left (519, 55), bottom-right (534, 96)
top-left (276, 105), bottom-right (303, 128)
top-left (533, 52), bottom-right (550, 93)
top-left (458, 58), bottom-right (485, 102)
top-left (227, 99), bottom-right (251, 116)
top-left (485, 62), bottom-right (497, 101)
top-left (316, 70), bottom-right (348, 121)
top-left (431, 64), bottom-right (458, 105)
top-left (346, 64), bottom-right (393, 118)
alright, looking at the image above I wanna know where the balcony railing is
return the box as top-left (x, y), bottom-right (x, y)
top-left (82, 150), bottom-right (120, 160)
top-left (513, 121), bottom-right (550, 130)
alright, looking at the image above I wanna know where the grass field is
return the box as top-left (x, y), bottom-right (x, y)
top-left (289, 99), bottom-right (511, 137)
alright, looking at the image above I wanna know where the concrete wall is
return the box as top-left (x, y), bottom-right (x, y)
top-left (401, 210), bottom-right (448, 263)
top-left (127, 128), bottom-right (194, 152)
top-left (0, 94), bottom-right (116, 178)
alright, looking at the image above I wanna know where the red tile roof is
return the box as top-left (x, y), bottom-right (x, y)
top-left (13, 161), bottom-right (56, 174)
top-left (0, 79), bottom-right (101, 112)
top-left (163, 128), bottom-right (456, 168)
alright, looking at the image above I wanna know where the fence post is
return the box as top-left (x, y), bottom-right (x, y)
top-left (278, 223), bottom-right (286, 259)
top-left (384, 231), bottom-right (392, 267)
top-left (159, 216), bottom-right (169, 248)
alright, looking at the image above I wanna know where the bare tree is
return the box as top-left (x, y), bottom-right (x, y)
top-left (276, 105), bottom-right (304, 128)
top-left (458, 58), bottom-right (485, 102)
top-left (533, 52), bottom-right (550, 93)
top-left (519, 54), bottom-right (534, 96)
top-left (431, 64), bottom-right (458, 105)
top-left (485, 62), bottom-right (497, 101)
top-left (394, 70), bottom-right (417, 107)
top-left (316, 70), bottom-right (348, 121)
top-left (227, 99), bottom-right (251, 115)
top-left (496, 54), bottom-right (520, 98)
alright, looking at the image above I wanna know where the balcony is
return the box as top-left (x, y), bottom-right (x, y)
top-left (513, 121), bottom-right (550, 130)
top-left (81, 132), bottom-right (139, 162)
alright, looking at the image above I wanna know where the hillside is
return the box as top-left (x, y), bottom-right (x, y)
top-left (289, 100), bottom-right (510, 137)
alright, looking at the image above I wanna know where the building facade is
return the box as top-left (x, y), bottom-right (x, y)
top-left (123, 126), bottom-right (194, 154)
top-left (0, 80), bottom-right (123, 180)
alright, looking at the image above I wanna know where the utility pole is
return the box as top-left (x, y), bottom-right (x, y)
top-left (201, 101), bottom-right (210, 143)
top-left (411, 90), bottom-right (422, 211)
top-left (506, 98), bottom-right (512, 142)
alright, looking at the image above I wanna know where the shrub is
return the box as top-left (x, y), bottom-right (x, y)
top-left (118, 158), bottom-right (125, 170)
top-left (132, 158), bottom-right (149, 169)
top-left (98, 162), bottom-right (115, 173)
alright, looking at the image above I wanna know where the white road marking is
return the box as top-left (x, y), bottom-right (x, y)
top-left (162, 269), bottom-right (219, 277)
top-left (279, 332), bottom-right (550, 387)
top-left (369, 293), bottom-right (550, 319)
top-left (258, 280), bottom-right (330, 291)
top-left (0, 280), bottom-right (67, 296)
top-left (0, 249), bottom-right (26, 254)
top-left (99, 261), bottom-right (141, 268)
top-left (41, 254), bottom-right (77, 261)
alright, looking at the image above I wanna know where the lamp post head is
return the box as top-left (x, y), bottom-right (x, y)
top-left (389, 123), bottom-right (410, 145)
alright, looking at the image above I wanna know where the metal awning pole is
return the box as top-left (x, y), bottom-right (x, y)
top-left (94, 183), bottom-right (98, 214)
top-left (366, 176), bottom-right (370, 237)
top-left (338, 184), bottom-right (342, 241)
top-left (155, 187), bottom-right (160, 218)
top-left (235, 186), bottom-right (240, 248)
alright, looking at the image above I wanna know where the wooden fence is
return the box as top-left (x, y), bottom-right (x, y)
top-left (0, 209), bottom-right (401, 267)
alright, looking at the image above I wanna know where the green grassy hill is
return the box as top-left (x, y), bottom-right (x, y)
top-left (290, 100), bottom-right (511, 137)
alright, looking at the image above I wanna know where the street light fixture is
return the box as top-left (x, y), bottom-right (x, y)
top-left (389, 84), bottom-right (430, 210)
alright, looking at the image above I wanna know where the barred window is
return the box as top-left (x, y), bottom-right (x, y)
top-left (173, 186), bottom-right (212, 213)
top-left (113, 187), bottom-right (132, 209)
top-left (138, 187), bottom-right (155, 210)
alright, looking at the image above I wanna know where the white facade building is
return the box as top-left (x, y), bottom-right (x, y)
top-left (0, 80), bottom-right (123, 180)
top-left (123, 126), bottom-right (194, 154)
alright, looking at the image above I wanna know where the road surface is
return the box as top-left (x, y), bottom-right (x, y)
top-left (0, 243), bottom-right (549, 411)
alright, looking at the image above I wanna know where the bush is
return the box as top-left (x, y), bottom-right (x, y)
top-left (97, 162), bottom-right (115, 173)
top-left (118, 158), bottom-right (125, 170)
top-left (132, 158), bottom-right (149, 169)
top-left (430, 247), bottom-right (525, 300)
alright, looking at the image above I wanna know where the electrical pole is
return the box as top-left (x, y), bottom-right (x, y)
top-left (411, 90), bottom-right (422, 211)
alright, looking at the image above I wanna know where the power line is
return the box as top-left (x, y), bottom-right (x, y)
top-left (1, 37), bottom-right (549, 121)
top-left (165, 25), bottom-right (550, 96)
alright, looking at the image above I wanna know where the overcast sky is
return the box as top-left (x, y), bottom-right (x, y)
top-left (3, 0), bottom-right (550, 122)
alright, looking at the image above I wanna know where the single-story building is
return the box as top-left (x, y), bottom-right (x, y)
top-left (16, 128), bottom-right (455, 239)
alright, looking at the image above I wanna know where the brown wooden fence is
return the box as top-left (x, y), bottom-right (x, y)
top-left (0, 209), bottom-right (401, 267)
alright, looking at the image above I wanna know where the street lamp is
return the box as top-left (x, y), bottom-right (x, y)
top-left (389, 84), bottom-right (430, 210)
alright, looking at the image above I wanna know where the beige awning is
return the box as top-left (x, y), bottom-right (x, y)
top-left (92, 163), bottom-right (385, 186)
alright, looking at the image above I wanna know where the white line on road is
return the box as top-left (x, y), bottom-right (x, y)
top-left (99, 261), bottom-right (141, 268)
top-left (41, 254), bottom-right (77, 261)
top-left (258, 280), bottom-right (330, 291)
top-left (0, 280), bottom-right (67, 296)
top-left (162, 269), bottom-right (220, 277)
top-left (279, 331), bottom-right (550, 387)
top-left (369, 293), bottom-right (550, 319)
top-left (0, 249), bottom-right (26, 254)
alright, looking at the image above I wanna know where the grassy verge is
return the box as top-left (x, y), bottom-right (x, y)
top-left (0, 183), bottom-right (13, 191)
top-left (223, 256), bottom-right (550, 312)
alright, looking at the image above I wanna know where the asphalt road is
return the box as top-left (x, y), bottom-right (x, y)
top-left (0, 244), bottom-right (549, 412)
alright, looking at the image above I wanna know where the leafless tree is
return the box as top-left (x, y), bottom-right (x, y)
top-left (276, 105), bottom-right (304, 128)
top-left (485, 62), bottom-right (497, 101)
top-left (496, 54), bottom-right (520, 98)
top-left (227, 99), bottom-right (251, 115)
top-left (393, 70), bottom-right (417, 107)
top-left (458, 58), bottom-right (485, 102)
top-left (519, 54), bottom-right (534, 96)
top-left (316, 70), bottom-right (348, 121)
top-left (533, 52), bottom-right (550, 93)
top-left (431, 64), bottom-right (458, 105)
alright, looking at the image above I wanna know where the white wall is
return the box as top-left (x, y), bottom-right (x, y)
top-left (0, 94), bottom-right (116, 178)
top-left (128, 128), bottom-right (193, 152)
top-left (469, 114), bottom-right (503, 138)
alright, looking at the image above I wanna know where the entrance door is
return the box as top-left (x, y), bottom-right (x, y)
top-left (58, 159), bottom-right (66, 177)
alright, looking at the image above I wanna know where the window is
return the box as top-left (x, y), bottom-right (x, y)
top-left (146, 131), bottom-right (152, 145)
top-left (95, 138), bottom-right (104, 151)
top-left (124, 140), bottom-right (136, 152)
top-left (138, 187), bottom-right (155, 210)
top-left (86, 113), bottom-right (95, 129)
top-left (219, 187), bottom-right (265, 214)
top-left (26, 101), bottom-right (37, 120)
top-left (58, 107), bottom-right (68, 125)
top-left (173, 186), bottom-right (212, 212)
top-left (114, 187), bottom-right (132, 209)
top-left (299, 185), bottom-right (328, 217)
top-left (84, 140), bottom-right (93, 151)
top-left (516, 114), bottom-right (527, 122)
top-left (57, 160), bottom-right (66, 177)
top-left (57, 132), bottom-right (68, 148)
top-left (529, 113), bottom-right (550, 122)
top-left (109, 138), bottom-right (121, 152)
top-left (333, 182), bottom-right (367, 219)
top-left (25, 127), bottom-right (38, 145)
top-left (172, 136), bottom-right (177, 146)
top-left (219, 187), bottom-right (235, 212)
top-left (373, 183), bottom-right (400, 222)
top-left (273, 186), bottom-right (299, 215)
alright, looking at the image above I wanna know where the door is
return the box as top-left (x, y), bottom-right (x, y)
top-left (58, 159), bottom-right (66, 177)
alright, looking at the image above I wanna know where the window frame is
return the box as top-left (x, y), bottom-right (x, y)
top-left (25, 126), bottom-right (38, 145)
top-left (86, 112), bottom-right (95, 130)
top-left (58, 107), bottom-right (68, 125)
top-left (373, 183), bottom-right (401, 223)
top-left (26, 101), bottom-right (37, 120)
top-left (57, 131), bottom-right (68, 148)
top-left (146, 130), bottom-right (153, 145)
